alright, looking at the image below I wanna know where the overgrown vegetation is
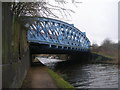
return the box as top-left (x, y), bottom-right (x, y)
top-left (91, 38), bottom-right (119, 64)
top-left (47, 68), bottom-right (75, 89)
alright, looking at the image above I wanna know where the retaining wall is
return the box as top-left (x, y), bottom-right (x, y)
top-left (2, 3), bottom-right (30, 88)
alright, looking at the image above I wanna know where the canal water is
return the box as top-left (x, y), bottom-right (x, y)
top-left (37, 57), bottom-right (119, 88)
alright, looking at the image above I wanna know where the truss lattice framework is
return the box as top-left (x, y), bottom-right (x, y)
top-left (21, 17), bottom-right (91, 51)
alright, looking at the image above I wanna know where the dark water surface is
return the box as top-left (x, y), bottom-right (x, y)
top-left (38, 58), bottom-right (119, 88)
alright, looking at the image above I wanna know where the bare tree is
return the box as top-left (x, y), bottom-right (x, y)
top-left (96, 38), bottom-right (118, 59)
top-left (91, 42), bottom-right (99, 52)
top-left (101, 38), bottom-right (113, 47)
top-left (10, 1), bottom-right (76, 19)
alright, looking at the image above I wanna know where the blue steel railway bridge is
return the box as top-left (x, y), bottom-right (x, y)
top-left (21, 17), bottom-right (91, 54)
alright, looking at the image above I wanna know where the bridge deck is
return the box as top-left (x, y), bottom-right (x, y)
top-left (20, 17), bottom-right (91, 53)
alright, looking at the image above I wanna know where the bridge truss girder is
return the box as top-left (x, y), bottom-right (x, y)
top-left (21, 17), bottom-right (91, 52)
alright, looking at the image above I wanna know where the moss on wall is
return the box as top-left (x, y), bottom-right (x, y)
top-left (2, 3), bottom-right (30, 88)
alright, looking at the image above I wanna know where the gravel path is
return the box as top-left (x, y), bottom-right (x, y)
top-left (21, 66), bottom-right (58, 88)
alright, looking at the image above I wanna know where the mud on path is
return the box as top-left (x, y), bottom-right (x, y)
top-left (21, 66), bottom-right (58, 88)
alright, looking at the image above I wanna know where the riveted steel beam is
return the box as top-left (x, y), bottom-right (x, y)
top-left (20, 16), bottom-right (91, 52)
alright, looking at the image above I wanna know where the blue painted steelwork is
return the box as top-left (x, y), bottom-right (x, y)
top-left (21, 17), bottom-right (91, 52)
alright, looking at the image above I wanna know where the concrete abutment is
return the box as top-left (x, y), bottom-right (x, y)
top-left (2, 3), bottom-right (30, 88)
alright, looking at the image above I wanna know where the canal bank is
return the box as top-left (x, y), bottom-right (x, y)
top-left (43, 59), bottom-right (118, 88)
top-left (36, 55), bottom-right (118, 89)
top-left (90, 52), bottom-right (118, 64)
top-left (21, 53), bottom-right (119, 89)
top-left (21, 64), bottom-right (75, 89)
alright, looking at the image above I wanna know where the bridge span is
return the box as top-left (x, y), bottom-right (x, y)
top-left (20, 17), bottom-right (91, 54)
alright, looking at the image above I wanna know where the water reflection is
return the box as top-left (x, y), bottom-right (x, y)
top-left (38, 57), bottom-right (118, 88)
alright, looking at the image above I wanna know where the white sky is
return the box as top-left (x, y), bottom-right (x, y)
top-left (0, 0), bottom-right (119, 45)
top-left (49, 0), bottom-right (119, 45)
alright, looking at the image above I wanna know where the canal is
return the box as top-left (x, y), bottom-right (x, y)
top-left (37, 57), bottom-right (119, 89)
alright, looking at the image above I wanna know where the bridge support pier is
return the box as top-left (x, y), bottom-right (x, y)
top-left (56, 45), bottom-right (58, 48)
top-left (67, 52), bottom-right (91, 63)
top-left (49, 44), bottom-right (51, 48)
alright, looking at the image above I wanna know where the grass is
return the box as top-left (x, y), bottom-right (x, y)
top-left (47, 68), bottom-right (75, 89)
top-left (92, 52), bottom-right (115, 59)
top-left (91, 52), bottom-right (118, 64)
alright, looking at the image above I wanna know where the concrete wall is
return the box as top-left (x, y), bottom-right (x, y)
top-left (2, 3), bottom-right (30, 88)
top-left (68, 52), bottom-right (91, 63)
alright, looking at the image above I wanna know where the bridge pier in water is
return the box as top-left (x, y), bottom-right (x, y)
top-left (67, 52), bottom-right (91, 63)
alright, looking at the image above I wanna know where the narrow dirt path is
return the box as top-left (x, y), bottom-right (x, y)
top-left (21, 66), bottom-right (58, 88)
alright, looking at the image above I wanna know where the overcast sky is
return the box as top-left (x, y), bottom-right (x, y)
top-left (50, 0), bottom-right (119, 45)
top-left (1, 0), bottom-right (119, 45)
